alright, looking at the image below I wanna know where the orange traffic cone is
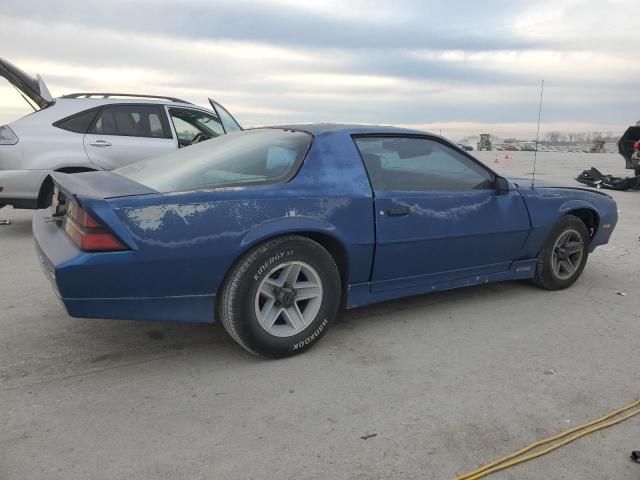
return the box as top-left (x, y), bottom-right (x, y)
top-left (504, 154), bottom-right (511, 160)
top-left (494, 155), bottom-right (500, 163)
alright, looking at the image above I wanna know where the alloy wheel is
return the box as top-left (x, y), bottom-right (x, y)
top-left (254, 261), bottom-right (323, 337)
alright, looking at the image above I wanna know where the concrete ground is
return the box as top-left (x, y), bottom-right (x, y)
top-left (1, 152), bottom-right (639, 480)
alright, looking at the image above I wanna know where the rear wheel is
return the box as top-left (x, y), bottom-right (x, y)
top-left (533, 215), bottom-right (590, 290)
top-left (219, 235), bottom-right (341, 357)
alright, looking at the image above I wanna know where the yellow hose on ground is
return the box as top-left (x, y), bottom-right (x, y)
top-left (455, 397), bottom-right (640, 480)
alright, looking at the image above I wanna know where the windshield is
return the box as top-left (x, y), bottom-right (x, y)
top-left (116, 129), bottom-right (312, 193)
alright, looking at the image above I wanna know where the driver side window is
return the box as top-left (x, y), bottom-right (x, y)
top-left (354, 136), bottom-right (494, 192)
top-left (169, 108), bottom-right (225, 148)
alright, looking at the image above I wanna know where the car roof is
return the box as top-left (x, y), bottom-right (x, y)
top-left (10, 97), bottom-right (213, 126)
top-left (54, 96), bottom-right (201, 109)
top-left (272, 123), bottom-right (433, 136)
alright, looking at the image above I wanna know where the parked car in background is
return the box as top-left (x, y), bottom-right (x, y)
top-left (457, 143), bottom-right (473, 151)
top-left (519, 143), bottom-right (537, 152)
top-left (33, 124), bottom-right (618, 358)
top-left (0, 57), bottom-right (241, 209)
top-left (618, 125), bottom-right (640, 175)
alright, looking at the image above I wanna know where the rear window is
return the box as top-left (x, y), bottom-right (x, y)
top-left (115, 129), bottom-right (312, 193)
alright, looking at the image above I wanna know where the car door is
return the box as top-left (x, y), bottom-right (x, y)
top-left (353, 136), bottom-right (531, 292)
top-left (83, 104), bottom-right (176, 170)
top-left (167, 107), bottom-right (225, 148)
top-left (208, 98), bottom-right (242, 133)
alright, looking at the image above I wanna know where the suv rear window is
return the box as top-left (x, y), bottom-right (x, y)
top-left (54, 108), bottom-right (100, 134)
top-left (116, 129), bottom-right (311, 193)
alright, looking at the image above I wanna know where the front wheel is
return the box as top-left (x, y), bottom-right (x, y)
top-left (532, 215), bottom-right (590, 290)
top-left (219, 235), bottom-right (341, 358)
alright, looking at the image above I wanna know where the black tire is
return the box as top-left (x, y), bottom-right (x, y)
top-left (40, 180), bottom-right (54, 208)
top-left (219, 235), bottom-right (341, 358)
top-left (532, 215), bottom-right (590, 290)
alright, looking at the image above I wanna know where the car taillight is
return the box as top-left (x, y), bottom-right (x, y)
top-left (64, 200), bottom-right (126, 251)
top-left (0, 125), bottom-right (18, 145)
top-left (634, 140), bottom-right (640, 152)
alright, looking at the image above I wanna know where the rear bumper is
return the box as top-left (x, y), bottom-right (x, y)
top-left (0, 169), bottom-right (51, 207)
top-left (63, 295), bottom-right (216, 323)
top-left (32, 209), bottom-right (215, 323)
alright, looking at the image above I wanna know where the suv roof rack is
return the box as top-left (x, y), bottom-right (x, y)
top-left (61, 93), bottom-right (192, 104)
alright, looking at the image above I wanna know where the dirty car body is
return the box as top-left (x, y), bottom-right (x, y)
top-left (33, 125), bottom-right (618, 327)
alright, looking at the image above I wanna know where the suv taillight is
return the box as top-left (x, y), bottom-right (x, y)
top-left (634, 140), bottom-right (640, 152)
top-left (65, 200), bottom-right (126, 251)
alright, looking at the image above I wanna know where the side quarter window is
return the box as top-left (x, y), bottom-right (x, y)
top-left (354, 136), bottom-right (494, 192)
top-left (90, 105), bottom-right (171, 138)
top-left (54, 108), bottom-right (101, 134)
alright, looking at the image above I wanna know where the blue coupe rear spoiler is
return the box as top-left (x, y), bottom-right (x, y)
top-left (51, 171), bottom-right (158, 200)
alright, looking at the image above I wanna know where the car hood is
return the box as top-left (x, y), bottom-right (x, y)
top-left (508, 176), bottom-right (612, 197)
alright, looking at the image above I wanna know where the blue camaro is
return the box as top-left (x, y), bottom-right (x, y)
top-left (33, 125), bottom-right (618, 357)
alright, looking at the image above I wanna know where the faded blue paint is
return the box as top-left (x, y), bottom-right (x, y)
top-left (33, 125), bottom-right (619, 324)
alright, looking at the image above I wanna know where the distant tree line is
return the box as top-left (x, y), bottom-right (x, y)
top-left (541, 131), bottom-right (618, 144)
top-left (497, 131), bottom-right (620, 145)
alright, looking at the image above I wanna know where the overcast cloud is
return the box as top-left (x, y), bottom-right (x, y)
top-left (0, 0), bottom-right (638, 139)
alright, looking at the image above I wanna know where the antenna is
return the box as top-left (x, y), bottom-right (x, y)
top-left (531, 80), bottom-right (544, 187)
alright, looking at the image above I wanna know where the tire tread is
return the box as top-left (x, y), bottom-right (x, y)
top-left (533, 214), bottom-right (590, 290)
top-left (219, 235), bottom-right (339, 357)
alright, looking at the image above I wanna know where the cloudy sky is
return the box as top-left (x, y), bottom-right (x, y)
top-left (0, 0), bottom-right (638, 140)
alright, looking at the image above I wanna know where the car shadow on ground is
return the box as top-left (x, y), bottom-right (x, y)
top-left (0, 210), bottom-right (32, 236)
top-left (29, 283), bottom-right (534, 382)
top-left (1, 209), bottom-right (538, 385)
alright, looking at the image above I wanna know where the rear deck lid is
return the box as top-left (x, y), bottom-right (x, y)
top-left (51, 171), bottom-right (158, 200)
top-left (0, 57), bottom-right (54, 110)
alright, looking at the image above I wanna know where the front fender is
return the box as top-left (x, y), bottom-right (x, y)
top-left (519, 187), bottom-right (617, 256)
top-left (558, 199), bottom-right (601, 216)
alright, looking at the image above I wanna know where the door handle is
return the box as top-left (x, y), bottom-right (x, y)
top-left (387, 207), bottom-right (410, 216)
top-left (89, 140), bottom-right (112, 147)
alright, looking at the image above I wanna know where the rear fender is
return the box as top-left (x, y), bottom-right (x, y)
top-left (241, 216), bottom-right (343, 248)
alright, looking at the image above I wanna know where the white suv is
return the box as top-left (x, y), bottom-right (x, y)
top-left (0, 58), bottom-right (241, 209)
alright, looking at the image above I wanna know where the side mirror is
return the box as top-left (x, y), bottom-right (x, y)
top-left (495, 176), bottom-right (510, 195)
